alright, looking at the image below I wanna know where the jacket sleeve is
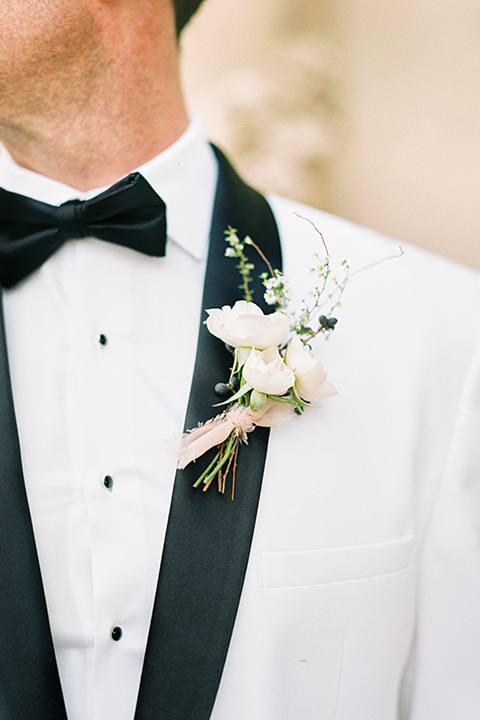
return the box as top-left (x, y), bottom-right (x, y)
top-left (400, 334), bottom-right (480, 719)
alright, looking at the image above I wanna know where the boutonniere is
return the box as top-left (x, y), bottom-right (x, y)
top-left (178, 220), bottom-right (348, 497)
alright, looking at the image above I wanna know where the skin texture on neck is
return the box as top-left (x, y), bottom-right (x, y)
top-left (0, 0), bottom-right (189, 190)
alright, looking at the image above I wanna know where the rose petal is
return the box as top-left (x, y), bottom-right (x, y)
top-left (285, 335), bottom-right (336, 402)
top-left (251, 398), bottom-right (296, 427)
top-left (205, 301), bottom-right (289, 349)
top-left (243, 348), bottom-right (295, 395)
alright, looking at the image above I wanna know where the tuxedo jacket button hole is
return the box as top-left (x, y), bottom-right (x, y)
top-left (97, 333), bottom-right (108, 346)
top-left (111, 626), bottom-right (123, 641)
top-left (103, 475), bottom-right (114, 490)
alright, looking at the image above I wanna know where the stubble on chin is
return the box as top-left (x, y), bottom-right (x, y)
top-left (0, 5), bottom-right (109, 133)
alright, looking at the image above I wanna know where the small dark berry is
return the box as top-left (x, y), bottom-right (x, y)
top-left (326, 317), bottom-right (338, 329)
top-left (214, 382), bottom-right (230, 397)
top-left (230, 376), bottom-right (240, 390)
top-left (319, 315), bottom-right (328, 327)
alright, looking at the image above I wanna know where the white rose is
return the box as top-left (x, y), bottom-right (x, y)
top-left (243, 346), bottom-right (295, 396)
top-left (285, 335), bottom-right (337, 402)
top-left (250, 398), bottom-right (296, 427)
top-left (205, 300), bottom-right (289, 349)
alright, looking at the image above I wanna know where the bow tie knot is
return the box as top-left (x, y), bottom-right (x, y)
top-left (56, 200), bottom-right (86, 241)
top-left (0, 172), bottom-right (167, 289)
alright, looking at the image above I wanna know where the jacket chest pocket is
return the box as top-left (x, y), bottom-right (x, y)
top-left (259, 536), bottom-right (414, 589)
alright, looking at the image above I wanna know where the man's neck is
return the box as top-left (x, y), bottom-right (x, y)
top-left (0, 97), bottom-right (189, 193)
top-left (0, 2), bottom-right (189, 192)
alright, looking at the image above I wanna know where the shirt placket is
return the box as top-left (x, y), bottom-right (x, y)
top-left (67, 240), bottom-right (144, 719)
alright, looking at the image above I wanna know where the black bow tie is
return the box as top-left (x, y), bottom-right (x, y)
top-left (0, 172), bottom-right (167, 289)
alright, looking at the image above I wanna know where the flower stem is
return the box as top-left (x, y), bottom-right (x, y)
top-left (246, 236), bottom-right (275, 278)
top-left (220, 435), bottom-right (240, 493)
top-left (231, 438), bottom-right (240, 500)
top-left (192, 449), bottom-right (222, 488)
top-left (202, 432), bottom-right (237, 491)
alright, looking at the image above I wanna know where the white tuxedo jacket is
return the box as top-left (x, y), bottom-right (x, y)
top-left (0, 146), bottom-right (479, 720)
top-left (209, 194), bottom-right (480, 720)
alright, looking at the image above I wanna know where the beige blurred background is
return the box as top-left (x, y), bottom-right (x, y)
top-left (181, 0), bottom-right (480, 270)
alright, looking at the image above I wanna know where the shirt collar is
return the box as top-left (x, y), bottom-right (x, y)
top-left (0, 117), bottom-right (218, 260)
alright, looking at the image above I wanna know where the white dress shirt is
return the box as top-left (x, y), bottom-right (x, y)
top-left (1, 120), bottom-right (218, 720)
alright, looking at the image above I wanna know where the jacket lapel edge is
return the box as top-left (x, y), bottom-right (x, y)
top-left (135, 147), bottom-right (282, 720)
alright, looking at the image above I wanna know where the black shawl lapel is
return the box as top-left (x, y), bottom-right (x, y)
top-left (135, 147), bottom-right (282, 720)
top-left (0, 293), bottom-right (67, 719)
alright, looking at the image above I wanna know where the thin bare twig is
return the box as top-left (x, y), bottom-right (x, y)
top-left (294, 212), bottom-right (329, 256)
top-left (350, 247), bottom-right (404, 278)
top-left (246, 236), bottom-right (275, 278)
